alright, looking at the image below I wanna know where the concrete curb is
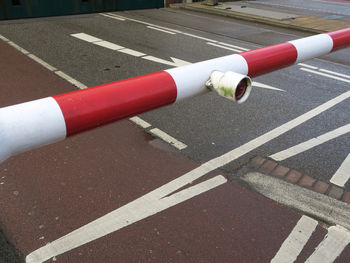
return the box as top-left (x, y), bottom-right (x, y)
top-left (248, 156), bottom-right (350, 205)
top-left (171, 3), bottom-right (350, 34)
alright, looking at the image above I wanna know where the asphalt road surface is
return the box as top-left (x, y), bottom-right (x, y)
top-left (0, 6), bottom-right (349, 263)
top-left (0, 8), bottom-right (348, 190)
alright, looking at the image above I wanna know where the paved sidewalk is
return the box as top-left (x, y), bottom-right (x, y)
top-left (171, 1), bottom-right (350, 33)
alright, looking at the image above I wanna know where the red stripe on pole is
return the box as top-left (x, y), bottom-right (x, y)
top-left (328, 28), bottom-right (350, 51)
top-left (53, 71), bottom-right (177, 136)
top-left (240, 43), bottom-right (297, 77)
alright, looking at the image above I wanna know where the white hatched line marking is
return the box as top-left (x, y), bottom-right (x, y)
top-left (305, 225), bottom-right (350, 263)
top-left (218, 42), bottom-right (250, 51)
top-left (330, 154), bottom-right (350, 187)
top-left (298, 63), bottom-right (318, 70)
top-left (147, 26), bottom-right (176, 35)
top-left (150, 128), bottom-right (187, 150)
top-left (300, 68), bottom-right (350, 84)
top-left (270, 124), bottom-right (350, 161)
top-left (26, 175), bottom-right (227, 263)
top-left (129, 116), bottom-right (151, 129)
top-left (271, 215), bottom-right (318, 263)
top-left (320, 68), bottom-right (350, 79)
top-left (207, 42), bottom-right (243, 53)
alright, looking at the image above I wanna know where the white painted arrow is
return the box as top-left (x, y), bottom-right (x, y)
top-left (143, 55), bottom-right (191, 67)
top-left (330, 154), bottom-right (350, 187)
top-left (253, 81), bottom-right (285, 92)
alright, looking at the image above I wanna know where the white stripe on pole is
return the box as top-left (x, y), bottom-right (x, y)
top-left (289, 34), bottom-right (333, 63)
top-left (166, 54), bottom-right (248, 101)
top-left (0, 97), bottom-right (66, 162)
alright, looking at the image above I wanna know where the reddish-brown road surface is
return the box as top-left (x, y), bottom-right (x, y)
top-left (0, 40), bottom-right (349, 262)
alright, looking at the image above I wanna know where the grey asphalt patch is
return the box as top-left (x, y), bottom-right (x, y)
top-left (239, 172), bottom-right (350, 230)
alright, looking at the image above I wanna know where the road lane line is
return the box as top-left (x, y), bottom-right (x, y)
top-left (218, 42), bottom-right (250, 51)
top-left (298, 63), bottom-right (318, 69)
top-left (70, 33), bottom-right (101, 43)
top-left (207, 42), bottom-right (243, 53)
top-left (150, 128), bottom-right (187, 150)
top-left (320, 68), bottom-right (350, 79)
top-left (28, 54), bottom-right (57, 72)
top-left (103, 13), bottom-right (182, 34)
top-left (54, 71), bottom-right (88, 89)
top-left (0, 34), bottom-right (9, 42)
top-left (100, 13), bottom-right (126, 21)
top-left (271, 215), bottom-right (318, 263)
top-left (181, 32), bottom-right (218, 42)
top-left (270, 124), bottom-right (350, 161)
top-left (330, 154), bottom-right (350, 187)
top-left (147, 26), bottom-right (176, 35)
top-left (129, 116), bottom-right (152, 129)
top-left (305, 225), bottom-right (350, 263)
top-left (118, 48), bottom-right (145, 57)
top-left (94, 40), bottom-right (124, 50)
top-left (300, 68), bottom-right (350, 84)
top-left (26, 175), bottom-right (227, 263)
top-left (7, 41), bottom-right (30, 54)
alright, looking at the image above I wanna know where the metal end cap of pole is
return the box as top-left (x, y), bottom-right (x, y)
top-left (206, 71), bottom-right (252, 104)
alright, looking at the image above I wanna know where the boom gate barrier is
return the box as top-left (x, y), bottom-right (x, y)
top-left (0, 28), bottom-right (349, 163)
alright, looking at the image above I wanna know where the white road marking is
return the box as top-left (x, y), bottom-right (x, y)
top-left (129, 116), bottom-right (152, 129)
top-left (143, 55), bottom-right (191, 67)
top-left (103, 13), bottom-right (182, 34)
top-left (253, 81), bottom-right (285, 92)
top-left (298, 63), bottom-right (318, 70)
top-left (0, 34), bottom-right (9, 42)
top-left (94, 40), bottom-right (124, 50)
top-left (70, 33), bottom-right (101, 43)
top-left (100, 13), bottom-right (126, 21)
top-left (118, 48), bottom-right (145, 57)
top-left (305, 225), bottom-right (350, 263)
top-left (217, 42), bottom-right (250, 51)
top-left (207, 42), bottom-right (243, 53)
top-left (271, 215), bottom-right (318, 263)
top-left (150, 128), bottom-right (187, 150)
top-left (26, 175), bottom-right (227, 263)
top-left (270, 124), bottom-right (350, 161)
top-left (300, 68), bottom-right (350, 84)
top-left (182, 32), bottom-right (218, 43)
top-left (147, 26), bottom-right (176, 35)
top-left (320, 68), bottom-right (350, 79)
top-left (28, 54), bottom-right (57, 72)
top-left (54, 71), bottom-right (88, 90)
top-left (7, 41), bottom-right (30, 54)
top-left (102, 13), bottom-right (218, 42)
top-left (330, 154), bottom-right (350, 187)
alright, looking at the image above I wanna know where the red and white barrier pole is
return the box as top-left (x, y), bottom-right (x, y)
top-left (0, 28), bottom-right (349, 162)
